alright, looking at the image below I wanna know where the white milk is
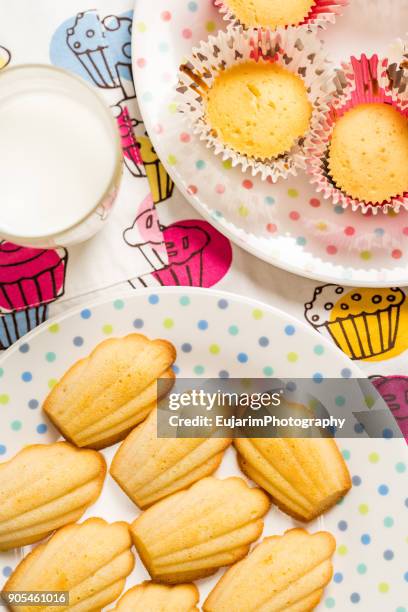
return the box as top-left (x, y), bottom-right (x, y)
top-left (0, 66), bottom-right (120, 239)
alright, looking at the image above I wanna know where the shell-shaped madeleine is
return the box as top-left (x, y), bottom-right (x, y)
top-left (113, 582), bottom-right (200, 611)
top-left (110, 408), bottom-right (231, 508)
top-left (235, 438), bottom-right (351, 521)
top-left (43, 334), bottom-right (176, 449)
top-left (131, 476), bottom-right (270, 583)
top-left (204, 528), bottom-right (336, 612)
top-left (0, 442), bottom-right (106, 551)
top-left (4, 518), bottom-right (135, 612)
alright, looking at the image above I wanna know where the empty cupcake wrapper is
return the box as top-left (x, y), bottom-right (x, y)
top-left (177, 26), bottom-right (334, 182)
top-left (307, 51), bottom-right (408, 215)
top-left (214, 0), bottom-right (349, 30)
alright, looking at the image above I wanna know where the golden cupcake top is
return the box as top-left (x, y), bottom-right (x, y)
top-left (224, 0), bottom-right (315, 28)
top-left (328, 103), bottom-right (408, 203)
top-left (205, 61), bottom-right (312, 160)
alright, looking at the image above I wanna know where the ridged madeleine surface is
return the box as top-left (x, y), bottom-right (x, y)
top-left (131, 476), bottom-right (270, 583)
top-left (111, 408), bottom-right (231, 508)
top-left (43, 334), bottom-right (176, 449)
top-left (113, 581), bottom-right (199, 611)
top-left (4, 518), bottom-right (134, 612)
top-left (204, 528), bottom-right (336, 612)
top-left (0, 442), bottom-right (106, 550)
top-left (235, 438), bottom-right (351, 521)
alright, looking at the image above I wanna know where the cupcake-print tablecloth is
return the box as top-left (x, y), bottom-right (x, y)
top-left (0, 0), bottom-right (167, 348)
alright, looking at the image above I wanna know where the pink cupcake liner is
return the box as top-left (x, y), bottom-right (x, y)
top-left (214, 0), bottom-right (349, 30)
top-left (177, 26), bottom-right (333, 183)
top-left (307, 53), bottom-right (408, 215)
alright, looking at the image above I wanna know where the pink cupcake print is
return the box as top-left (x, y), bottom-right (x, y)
top-left (117, 107), bottom-right (144, 178)
top-left (123, 195), bottom-right (167, 271)
top-left (135, 219), bottom-right (233, 288)
top-left (371, 375), bottom-right (408, 442)
top-left (0, 242), bottom-right (67, 349)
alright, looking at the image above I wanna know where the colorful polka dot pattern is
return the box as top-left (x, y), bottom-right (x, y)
top-left (0, 289), bottom-right (406, 610)
top-left (133, 0), bottom-right (408, 285)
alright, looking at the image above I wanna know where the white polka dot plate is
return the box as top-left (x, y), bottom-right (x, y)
top-left (0, 288), bottom-right (406, 610)
top-left (132, 0), bottom-right (408, 286)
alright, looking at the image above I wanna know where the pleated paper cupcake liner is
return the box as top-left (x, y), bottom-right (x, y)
top-left (177, 26), bottom-right (334, 183)
top-left (214, 0), bottom-right (349, 31)
top-left (306, 51), bottom-right (408, 215)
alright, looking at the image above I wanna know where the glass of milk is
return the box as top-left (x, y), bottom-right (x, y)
top-left (0, 64), bottom-right (123, 248)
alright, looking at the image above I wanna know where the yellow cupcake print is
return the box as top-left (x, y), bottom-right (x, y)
top-left (0, 46), bottom-right (10, 71)
top-left (138, 135), bottom-right (174, 204)
top-left (305, 285), bottom-right (408, 361)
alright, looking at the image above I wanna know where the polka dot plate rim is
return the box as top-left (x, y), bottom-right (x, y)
top-left (0, 287), bottom-right (406, 611)
top-left (132, 0), bottom-right (408, 286)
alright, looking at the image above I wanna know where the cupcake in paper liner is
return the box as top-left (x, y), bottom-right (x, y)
top-left (307, 53), bottom-right (408, 215)
top-left (138, 136), bottom-right (175, 204)
top-left (215, 0), bottom-right (349, 31)
top-left (177, 26), bottom-right (333, 182)
top-left (305, 284), bottom-right (405, 360)
top-left (0, 242), bottom-right (67, 349)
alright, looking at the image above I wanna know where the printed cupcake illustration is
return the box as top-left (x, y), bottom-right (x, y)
top-left (66, 12), bottom-right (117, 88)
top-left (0, 46), bottom-right (10, 70)
top-left (137, 136), bottom-right (174, 204)
top-left (0, 242), bottom-right (67, 349)
top-left (305, 285), bottom-right (406, 360)
top-left (155, 222), bottom-right (211, 287)
top-left (123, 195), bottom-right (167, 271)
top-left (117, 107), bottom-right (145, 178)
top-left (128, 212), bottom-right (233, 288)
top-left (65, 11), bottom-right (134, 108)
top-left (371, 375), bottom-right (408, 442)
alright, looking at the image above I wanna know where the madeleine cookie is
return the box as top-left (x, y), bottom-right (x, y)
top-left (4, 518), bottom-right (134, 612)
top-left (113, 582), bottom-right (199, 611)
top-left (204, 528), bottom-right (336, 611)
top-left (235, 438), bottom-right (351, 521)
top-left (111, 408), bottom-right (231, 508)
top-left (131, 476), bottom-right (270, 583)
top-left (43, 334), bottom-right (176, 449)
top-left (0, 442), bottom-right (106, 550)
